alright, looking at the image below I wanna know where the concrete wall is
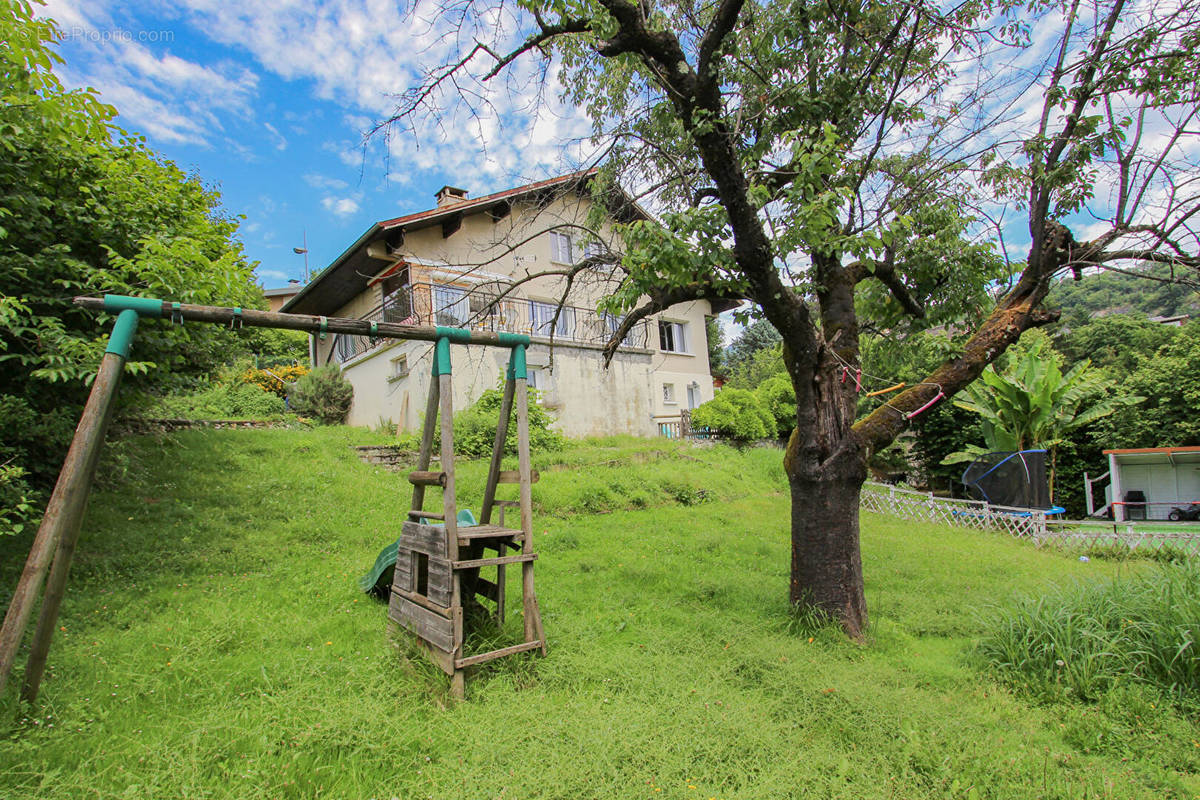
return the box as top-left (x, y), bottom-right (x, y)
top-left (340, 337), bottom-right (658, 437)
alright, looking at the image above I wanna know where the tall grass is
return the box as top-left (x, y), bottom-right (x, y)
top-left (978, 560), bottom-right (1200, 710)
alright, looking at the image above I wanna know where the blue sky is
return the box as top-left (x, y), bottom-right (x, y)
top-left (39, 0), bottom-right (592, 289)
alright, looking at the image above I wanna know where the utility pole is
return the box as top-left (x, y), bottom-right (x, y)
top-left (293, 229), bottom-right (310, 282)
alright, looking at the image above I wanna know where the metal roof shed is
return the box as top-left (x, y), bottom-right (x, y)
top-left (1087, 447), bottom-right (1200, 521)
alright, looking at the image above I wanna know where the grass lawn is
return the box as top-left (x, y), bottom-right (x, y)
top-left (0, 428), bottom-right (1196, 799)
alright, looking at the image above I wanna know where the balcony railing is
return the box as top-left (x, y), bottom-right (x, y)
top-left (331, 282), bottom-right (650, 364)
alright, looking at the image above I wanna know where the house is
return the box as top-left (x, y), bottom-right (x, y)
top-left (1084, 446), bottom-right (1200, 520)
top-left (263, 280), bottom-right (302, 312)
top-left (282, 171), bottom-right (733, 437)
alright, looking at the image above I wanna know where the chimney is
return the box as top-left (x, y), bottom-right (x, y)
top-left (435, 185), bottom-right (468, 208)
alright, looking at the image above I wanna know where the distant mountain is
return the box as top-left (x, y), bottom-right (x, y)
top-left (1047, 264), bottom-right (1200, 322)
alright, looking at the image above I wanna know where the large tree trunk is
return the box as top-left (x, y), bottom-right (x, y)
top-left (786, 443), bottom-right (869, 638)
top-left (780, 286), bottom-right (870, 637)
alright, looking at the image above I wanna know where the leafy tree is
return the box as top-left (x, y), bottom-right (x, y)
top-left (726, 342), bottom-right (786, 390)
top-left (1101, 321), bottom-right (1200, 449)
top-left (1049, 265), bottom-right (1200, 326)
top-left (0, 2), bottom-right (263, 527)
top-left (945, 337), bottom-right (1139, 500)
top-left (383, 0), bottom-right (1200, 635)
top-left (1056, 314), bottom-right (1175, 376)
top-left (704, 315), bottom-right (725, 377)
top-left (724, 319), bottom-right (781, 376)
top-left (755, 373), bottom-right (795, 439)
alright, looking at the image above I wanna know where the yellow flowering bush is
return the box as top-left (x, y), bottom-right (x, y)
top-left (240, 364), bottom-right (309, 397)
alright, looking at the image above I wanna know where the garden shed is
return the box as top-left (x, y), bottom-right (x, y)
top-left (1086, 446), bottom-right (1200, 521)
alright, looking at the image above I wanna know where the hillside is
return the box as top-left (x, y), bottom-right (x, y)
top-left (1047, 264), bottom-right (1200, 321)
top-left (0, 428), bottom-right (1195, 799)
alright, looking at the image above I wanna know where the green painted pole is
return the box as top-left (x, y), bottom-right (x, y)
top-left (0, 310), bottom-right (139, 700)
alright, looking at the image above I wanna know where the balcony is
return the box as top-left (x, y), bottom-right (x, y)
top-left (331, 282), bottom-right (650, 364)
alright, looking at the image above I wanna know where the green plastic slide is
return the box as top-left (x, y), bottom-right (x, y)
top-left (359, 509), bottom-right (478, 598)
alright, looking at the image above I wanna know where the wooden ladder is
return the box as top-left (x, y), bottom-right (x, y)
top-left (395, 338), bottom-right (545, 698)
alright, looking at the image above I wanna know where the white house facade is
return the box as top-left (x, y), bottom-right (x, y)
top-left (283, 172), bottom-right (732, 437)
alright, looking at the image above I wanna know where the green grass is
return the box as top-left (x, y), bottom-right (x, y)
top-left (0, 428), bottom-right (1196, 799)
top-left (978, 560), bottom-right (1200, 710)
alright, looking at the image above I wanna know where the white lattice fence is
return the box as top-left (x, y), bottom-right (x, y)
top-left (860, 482), bottom-right (1046, 540)
top-left (862, 482), bottom-right (1200, 553)
top-left (1040, 521), bottom-right (1200, 555)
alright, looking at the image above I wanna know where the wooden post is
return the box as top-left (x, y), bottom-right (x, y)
top-left (410, 376), bottom-right (440, 513)
top-left (432, 337), bottom-right (465, 699)
top-left (481, 370), bottom-right (518, 627)
top-left (0, 309), bottom-right (140, 700)
top-left (479, 375), bottom-right (517, 525)
top-left (513, 345), bottom-right (546, 654)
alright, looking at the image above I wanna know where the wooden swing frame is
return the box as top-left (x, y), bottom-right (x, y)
top-left (0, 295), bottom-right (544, 703)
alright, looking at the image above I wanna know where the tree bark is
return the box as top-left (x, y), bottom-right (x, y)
top-left (785, 433), bottom-right (869, 638)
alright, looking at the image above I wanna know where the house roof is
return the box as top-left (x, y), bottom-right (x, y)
top-left (283, 169), bottom-right (642, 316)
top-left (1104, 446), bottom-right (1200, 466)
top-left (1104, 446), bottom-right (1200, 455)
top-left (263, 285), bottom-right (301, 298)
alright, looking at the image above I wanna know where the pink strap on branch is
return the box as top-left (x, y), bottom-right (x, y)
top-left (840, 367), bottom-right (848, 384)
top-left (905, 390), bottom-right (944, 420)
top-left (854, 369), bottom-right (862, 392)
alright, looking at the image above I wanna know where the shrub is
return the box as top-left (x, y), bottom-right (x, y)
top-left (451, 385), bottom-right (565, 458)
top-left (977, 560), bottom-right (1200, 712)
top-left (153, 383), bottom-right (285, 419)
top-left (289, 366), bottom-right (354, 425)
top-left (755, 373), bottom-right (795, 438)
top-left (690, 388), bottom-right (775, 441)
top-left (240, 364), bottom-right (309, 398)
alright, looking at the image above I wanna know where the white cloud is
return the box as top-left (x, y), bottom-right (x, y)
top-left (303, 173), bottom-right (349, 190)
top-left (165, 0), bottom-right (593, 183)
top-left (321, 195), bottom-right (360, 217)
top-left (264, 122), bottom-right (287, 151)
top-left (38, 0), bottom-right (259, 146)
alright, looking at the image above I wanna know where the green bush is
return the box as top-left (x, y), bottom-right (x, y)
top-left (690, 388), bottom-right (775, 440)
top-left (452, 385), bottom-right (565, 458)
top-left (153, 383), bottom-right (285, 419)
top-left (977, 560), bottom-right (1200, 712)
top-left (755, 373), bottom-right (795, 438)
top-left (289, 366), bottom-right (354, 425)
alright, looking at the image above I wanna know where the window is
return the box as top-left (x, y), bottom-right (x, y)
top-left (687, 383), bottom-right (701, 409)
top-left (380, 269), bottom-right (414, 323)
top-left (390, 354), bottom-right (409, 379)
top-left (603, 312), bottom-right (639, 348)
top-left (380, 268), bottom-right (409, 299)
top-left (433, 284), bottom-right (469, 327)
top-left (658, 320), bottom-right (689, 353)
top-left (527, 367), bottom-right (544, 391)
top-left (335, 333), bottom-right (358, 363)
top-left (663, 383), bottom-right (676, 404)
top-left (582, 239), bottom-right (606, 260)
top-left (550, 231), bottom-right (574, 264)
top-left (530, 300), bottom-right (575, 339)
top-left (468, 288), bottom-right (500, 315)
